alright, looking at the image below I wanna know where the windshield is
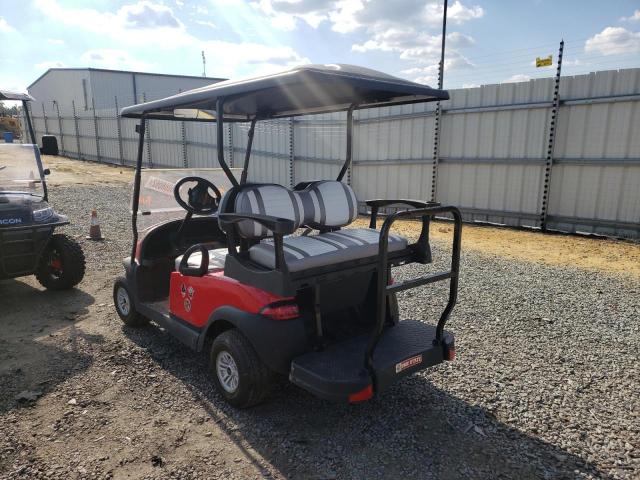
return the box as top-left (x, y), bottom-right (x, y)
top-left (135, 168), bottom-right (241, 236)
top-left (0, 144), bottom-right (45, 196)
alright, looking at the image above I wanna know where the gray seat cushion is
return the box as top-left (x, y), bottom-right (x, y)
top-left (248, 228), bottom-right (408, 272)
top-left (174, 247), bottom-right (227, 271)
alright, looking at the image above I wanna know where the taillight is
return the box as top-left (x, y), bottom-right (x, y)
top-left (445, 347), bottom-right (455, 361)
top-left (260, 302), bottom-right (299, 320)
top-left (348, 385), bottom-right (373, 403)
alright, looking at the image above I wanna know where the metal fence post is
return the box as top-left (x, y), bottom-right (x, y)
top-left (115, 96), bottom-right (125, 165)
top-left (289, 118), bottom-right (295, 187)
top-left (92, 97), bottom-right (101, 162)
top-left (227, 123), bottom-right (234, 167)
top-left (181, 120), bottom-right (188, 167)
top-left (41, 102), bottom-right (49, 135)
top-left (540, 40), bottom-right (564, 231)
top-left (72, 100), bottom-right (81, 160)
top-left (430, 103), bottom-right (442, 202)
top-left (143, 93), bottom-right (153, 167)
top-left (54, 101), bottom-right (65, 154)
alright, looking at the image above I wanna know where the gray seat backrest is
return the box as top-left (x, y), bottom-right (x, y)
top-left (299, 180), bottom-right (358, 230)
top-left (220, 181), bottom-right (358, 239)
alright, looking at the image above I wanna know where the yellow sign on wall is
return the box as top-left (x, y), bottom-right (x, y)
top-left (536, 55), bottom-right (553, 67)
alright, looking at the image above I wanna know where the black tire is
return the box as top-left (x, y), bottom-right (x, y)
top-left (113, 277), bottom-right (148, 327)
top-left (35, 234), bottom-right (85, 290)
top-left (210, 329), bottom-right (274, 408)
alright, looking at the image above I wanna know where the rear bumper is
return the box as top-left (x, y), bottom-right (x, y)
top-left (290, 320), bottom-right (454, 403)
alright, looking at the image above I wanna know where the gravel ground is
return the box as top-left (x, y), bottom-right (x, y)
top-left (0, 183), bottom-right (638, 480)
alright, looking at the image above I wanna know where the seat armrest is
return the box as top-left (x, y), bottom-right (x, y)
top-left (366, 199), bottom-right (440, 229)
top-left (218, 213), bottom-right (296, 235)
top-left (218, 213), bottom-right (295, 273)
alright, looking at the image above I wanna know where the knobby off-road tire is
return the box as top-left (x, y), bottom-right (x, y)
top-left (210, 329), bottom-right (275, 408)
top-left (35, 234), bottom-right (85, 290)
top-left (113, 277), bottom-right (148, 327)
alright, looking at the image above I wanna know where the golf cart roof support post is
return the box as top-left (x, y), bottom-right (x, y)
top-left (216, 98), bottom-right (239, 187)
top-left (240, 118), bottom-right (257, 185)
top-left (22, 99), bottom-right (36, 145)
top-left (34, 143), bottom-right (49, 202)
top-left (336, 104), bottom-right (356, 182)
top-left (130, 116), bottom-right (146, 261)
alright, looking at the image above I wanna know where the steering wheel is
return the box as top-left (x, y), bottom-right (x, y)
top-left (173, 176), bottom-right (222, 215)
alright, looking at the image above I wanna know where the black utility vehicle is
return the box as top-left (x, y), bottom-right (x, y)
top-left (114, 64), bottom-right (461, 407)
top-left (0, 90), bottom-right (85, 289)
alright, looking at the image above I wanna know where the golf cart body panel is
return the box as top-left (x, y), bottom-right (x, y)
top-left (116, 64), bottom-right (460, 406)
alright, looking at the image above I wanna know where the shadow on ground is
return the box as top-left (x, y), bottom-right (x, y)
top-left (0, 278), bottom-right (96, 414)
top-left (124, 323), bottom-right (606, 480)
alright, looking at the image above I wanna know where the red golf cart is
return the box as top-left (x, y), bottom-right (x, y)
top-left (114, 64), bottom-right (462, 408)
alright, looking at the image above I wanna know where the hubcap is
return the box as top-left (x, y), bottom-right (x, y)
top-left (116, 286), bottom-right (130, 316)
top-left (216, 351), bottom-right (239, 393)
top-left (48, 250), bottom-right (63, 279)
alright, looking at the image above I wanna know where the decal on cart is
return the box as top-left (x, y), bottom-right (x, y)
top-left (0, 218), bottom-right (23, 225)
top-left (395, 354), bottom-right (422, 373)
top-left (180, 283), bottom-right (187, 298)
top-left (184, 298), bottom-right (192, 312)
top-left (187, 286), bottom-right (195, 299)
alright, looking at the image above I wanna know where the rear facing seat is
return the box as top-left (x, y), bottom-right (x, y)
top-left (218, 181), bottom-right (408, 273)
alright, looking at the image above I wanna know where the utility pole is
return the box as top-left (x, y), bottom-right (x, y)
top-left (438, 0), bottom-right (448, 90)
top-left (202, 51), bottom-right (207, 77)
top-left (430, 0), bottom-right (448, 202)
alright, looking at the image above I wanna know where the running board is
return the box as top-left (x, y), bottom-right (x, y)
top-left (289, 320), bottom-right (454, 403)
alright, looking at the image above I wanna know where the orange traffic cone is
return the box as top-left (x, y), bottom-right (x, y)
top-left (87, 210), bottom-right (104, 240)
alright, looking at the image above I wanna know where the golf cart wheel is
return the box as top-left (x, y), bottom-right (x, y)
top-left (210, 329), bottom-right (274, 408)
top-left (113, 277), bottom-right (148, 327)
top-left (35, 234), bottom-right (85, 290)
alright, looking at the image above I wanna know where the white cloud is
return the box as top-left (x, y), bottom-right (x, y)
top-left (80, 49), bottom-right (155, 71)
top-left (32, 0), bottom-right (309, 77)
top-left (35, 60), bottom-right (67, 70)
top-left (34, 0), bottom-right (190, 46)
top-left (585, 26), bottom-right (640, 56)
top-left (252, 0), bottom-right (483, 33)
top-left (400, 54), bottom-right (474, 85)
top-left (620, 9), bottom-right (640, 22)
top-left (0, 16), bottom-right (15, 33)
top-left (119, 1), bottom-right (182, 28)
top-left (251, 0), bottom-right (335, 30)
top-left (503, 74), bottom-right (531, 83)
top-left (46, 38), bottom-right (65, 45)
top-left (200, 41), bottom-right (309, 77)
top-left (447, 32), bottom-right (475, 48)
top-left (196, 20), bottom-right (217, 28)
top-left (462, 82), bottom-right (479, 88)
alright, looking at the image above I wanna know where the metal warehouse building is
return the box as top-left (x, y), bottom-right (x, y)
top-left (28, 68), bottom-right (224, 115)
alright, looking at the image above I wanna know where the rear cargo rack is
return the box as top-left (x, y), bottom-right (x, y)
top-left (366, 205), bottom-right (462, 383)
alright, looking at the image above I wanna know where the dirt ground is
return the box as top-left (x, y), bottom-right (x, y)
top-left (38, 156), bottom-right (132, 186)
top-left (1, 155), bottom-right (638, 479)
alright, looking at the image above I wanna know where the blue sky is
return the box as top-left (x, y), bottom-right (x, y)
top-left (1, 0), bottom-right (639, 93)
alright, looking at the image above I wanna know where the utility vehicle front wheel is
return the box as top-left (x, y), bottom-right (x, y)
top-left (113, 277), bottom-right (148, 327)
top-left (35, 234), bottom-right (85, 290)
top-left (210, 329), bottom-right (274, 408)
